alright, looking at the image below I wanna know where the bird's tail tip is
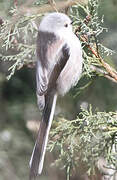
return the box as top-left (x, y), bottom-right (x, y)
top-left (29, 165), bottom-right (42, 180)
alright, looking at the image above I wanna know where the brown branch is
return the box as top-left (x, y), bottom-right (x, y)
top-left (75, 12), bottom-right (117, 82)
top-left (90, 65), bottom-right (117, 83)
top-left (48, 0), bottom-right (58, 12)
top-left (88, 44), bottom-right (117, 82)
top-left (97, 54), bottom-right (117, 81)
top-left (77, 26), bottom-right (117, 83)
top-left (87, 41), bottom-right (117, 82)
top-left (5, 0), bottom-right (88, 38)
top-left (18, 0), bottom-right (88, 15)
top-left (14, 0), bottom-right (18, 7)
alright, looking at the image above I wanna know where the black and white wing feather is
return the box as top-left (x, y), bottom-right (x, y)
top-left (29, 31), bottom-right (70, 180)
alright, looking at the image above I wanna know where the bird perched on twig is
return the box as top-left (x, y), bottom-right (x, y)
top-left (29, 12), bottom-right (83, 180)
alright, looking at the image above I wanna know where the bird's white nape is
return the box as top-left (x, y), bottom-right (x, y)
top-left (39, 12), bottom-right (72, 34)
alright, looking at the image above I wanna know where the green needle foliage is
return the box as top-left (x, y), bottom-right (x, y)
top-left (0, 0), bottom-right (116, 80)
top-left (70, 0), bottom-right (115, 78)
top-left (48, 106), bottom-right (117, 179)
top-left (0, 10), bottom-right (42, 79)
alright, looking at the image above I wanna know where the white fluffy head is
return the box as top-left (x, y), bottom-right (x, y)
top-left (39, 12), bottom-right (72, 34)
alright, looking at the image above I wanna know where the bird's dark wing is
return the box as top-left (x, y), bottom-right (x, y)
top-left (29, 42), bottom-right (70, 179)
top-left (36, 31), bottom-right (65, 96)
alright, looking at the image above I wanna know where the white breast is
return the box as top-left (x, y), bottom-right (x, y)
top-left (57, 33), bottom-right (83, 95)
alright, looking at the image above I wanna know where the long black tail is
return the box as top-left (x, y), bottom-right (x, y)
top-left (29, 44), bottom-right (70, 179)
top-left (29, 91), bottom-right (57, 179)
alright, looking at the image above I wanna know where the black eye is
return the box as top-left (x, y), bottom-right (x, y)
top-left (64, 23), bottom-right (68, 27)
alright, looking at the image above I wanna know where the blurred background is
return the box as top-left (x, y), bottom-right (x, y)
top-left (0, 0), bottom-right (117, 180)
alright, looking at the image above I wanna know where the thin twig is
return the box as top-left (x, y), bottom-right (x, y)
top-left (75, 15), bottom-right (117, 83)
top-left (87, 40), bottom-right (117, 82)
top-left (90, 65), bottom-right (117, 83)
top-left (14, 0), bottom-right (18, 7)
top-left (48, 0), bottom-right (58, 12)
top-left (18, 0), bottom-right (88, 15)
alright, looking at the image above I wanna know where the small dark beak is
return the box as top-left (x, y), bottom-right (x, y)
top-left (71, 21), bottom-right (74, 25)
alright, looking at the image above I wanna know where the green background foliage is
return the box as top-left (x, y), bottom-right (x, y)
top-left (0, 0), bottom-right (117, 180)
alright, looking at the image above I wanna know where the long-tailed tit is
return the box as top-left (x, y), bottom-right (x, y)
top-left (29, 12), bottom-right (83, 179)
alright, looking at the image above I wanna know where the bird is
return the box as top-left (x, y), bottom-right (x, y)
top-left (29, 12), bottom-right (83, 179)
